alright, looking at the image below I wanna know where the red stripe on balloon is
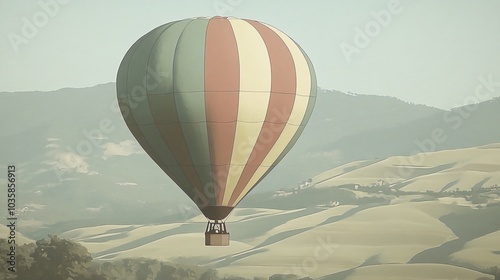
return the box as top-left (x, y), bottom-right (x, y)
top-left (205, 17), bottom-right (240, 205)
top-left (228, 20), bottom-right (297, 205)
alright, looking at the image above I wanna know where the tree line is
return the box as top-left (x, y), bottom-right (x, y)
top-left (0, 235), bottom-right (312, 280)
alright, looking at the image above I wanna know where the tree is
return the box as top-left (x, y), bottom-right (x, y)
top-left (154, 263), bottom-right (177, 280)
top-left (269, 274), bottom-right (300, 280)
top-left (0, 238), bottom-right (35, 279)
top-left (200, 268), bottom-right (220, 280)
top-left (135, 259), bottom-right (159, 280)
top-left (28, 235), bottom-right (93, 280)
top-left (0, 238), bottom-right (17, 280)
top-left (488, 266), bottom-right (500, 280)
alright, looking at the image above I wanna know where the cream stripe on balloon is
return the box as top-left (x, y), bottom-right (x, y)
top-left (232, 24), bottom-right (313, 205)
top-left (229, 19), bottom-right (272, 93)
top-left (222, 19), bottom-right (272, 205)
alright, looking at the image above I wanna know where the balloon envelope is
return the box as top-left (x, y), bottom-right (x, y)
top-left (116, 16), bottom-right (316, 220)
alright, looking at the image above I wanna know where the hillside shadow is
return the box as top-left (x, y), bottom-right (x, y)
top-left (439, 179), bottom-right (459, 192)
top-left (230, 207), bottom-right (322, 240)
top-left (206, 248), bottom-right (269, 268)
top-left (209, 204), bottom-right (383, 268)
top-left (472, 177), bottom-right (492, 191)
top-left (319, 203), bottom-right (383, 227)
top-left (409, 205), bottom-right (500, 269)
top-left (319, 255), bottom-right (381, 280)
top-left (92, 208), bottom-right (323, 260)
top-left (93, 223), bottom-right (201, 258)
top-left (79, 225), bottom-right (138, 243)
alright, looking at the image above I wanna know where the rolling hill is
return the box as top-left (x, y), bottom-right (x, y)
top-left (58, 200), bottom-right (500, 279)
top-left (312, 143), bottom-right (500, 193)
top-left (51, 144), bottom-right (499, 279)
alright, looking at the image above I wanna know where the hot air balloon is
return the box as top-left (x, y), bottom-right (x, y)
top-left (116, 16), bottom-right (316, 246)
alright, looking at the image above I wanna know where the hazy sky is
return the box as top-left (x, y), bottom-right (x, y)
top-left (1, 0), bottom-right (499, 109)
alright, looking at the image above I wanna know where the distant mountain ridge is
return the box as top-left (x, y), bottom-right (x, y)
top-left (1, 84), bottom-right (499, 236)
top-left (276, 88), bottom-right (446, 182)
top-left (322, 96), bottom-right (500, 166)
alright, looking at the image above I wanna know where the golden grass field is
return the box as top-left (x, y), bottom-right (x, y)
top-left (344, 263), bottom-right (494, 280)
top-left (59, 201), bottom-right (497, 279)
top-left (0, 224), bottom-right (33, 245)
top-left (53, 144), bottom-right (500, 279)
top-left (313, 143), bottom-right (500, 192)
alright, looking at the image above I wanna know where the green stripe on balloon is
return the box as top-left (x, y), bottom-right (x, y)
top-left (171, 19), bottom-right (215, 205)
top-left (147, 20), bottom-right (187, 95)
top-left (117, 21), bottom-right (205, 202)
